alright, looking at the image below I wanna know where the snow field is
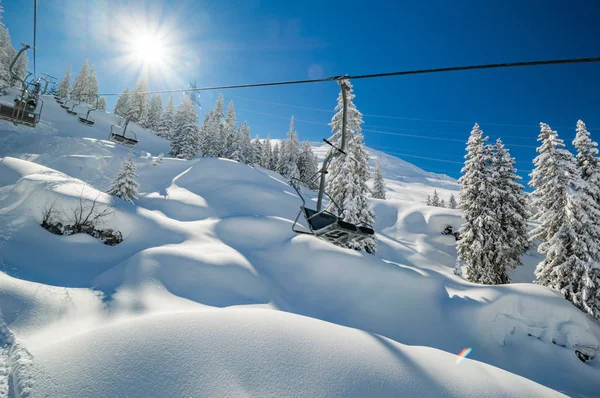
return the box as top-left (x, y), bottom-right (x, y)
top-left (0, 97), bottom-right (599, 396)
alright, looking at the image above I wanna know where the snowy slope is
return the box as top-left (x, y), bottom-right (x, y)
top-left (0, 97), bottom-right (599, 397)
top-left (312, 143), bottom-right (459, 204)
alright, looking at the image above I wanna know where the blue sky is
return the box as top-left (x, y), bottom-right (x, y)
top-left (3, 0), bottom-right (600, 182)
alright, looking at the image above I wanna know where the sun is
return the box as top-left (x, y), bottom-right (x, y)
top-left (132, 32), bottom-right (165, 65)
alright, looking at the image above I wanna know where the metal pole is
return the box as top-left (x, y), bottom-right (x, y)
top-left (316, 79), bottom-right (349, 211)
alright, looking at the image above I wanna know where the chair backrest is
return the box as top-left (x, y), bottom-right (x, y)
top-left (303, 207), bottom-right (338, 231)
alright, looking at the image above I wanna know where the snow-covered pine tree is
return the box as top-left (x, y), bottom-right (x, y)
top-left (281, 117), bottom-right (300, 185)
top-left (252, 135), bottom-right (263, 165)
top-left (275, 141), bottom-right (285, 174)
top-left (146, 95), bottom-right (163, 132)
top-left (573, 120), bottom-right (600, 221)
top-left (570, 120), bottom-right (600, 318)
top-left (85, 64), bottom-right (98, 104)
top-left (448, 193), bottom-right (457, 209)
top-left (108, 153), bottom-right (139, 203)
top-left (71, 59), bottom-right (89, 102)
top-left (0, 11), bottom-right (9, 89)
top-left (223, 100), bottom-right (237, 159)
top-left (325, 80), bottom-right (376, 253)
top-left (425, 195), bottom-right (432, 206)
top-left (157, 96), bottom-right (176, 140)
top-left (297, 140), bottom-right (319, 189)
top-left (241, 122), bottom-right (253, 164)
top-left (199, 95), bottom-right (225, 158)
top-left (271, 140), bottom-right (280, 172)
top-left (113, 87), bottom-right (131, 118)
top-left (170, 96), bottom-right (200, 159)
top-left (261, 135), bottom-right (273, 169)
top-left (372, 158), bottom-right (386, 199)
top-left (214, 94), bottom-right (226, 157)
top-left (529, 123), bottom-right (577, 253)
top-left (127, 78), bottom-right (149, 124)
top-left (231, 123), bottom-right (252, 164)
top-left (491, 138), bottom-right (529, 276)
top-left (531, 123), bottom-right (600, 318)
top-left (457, 124), bottom-right (504, 284)
top-left (431, 190), bottom-right (441, 207)
top-left (97, 96), bottom-right (107, 111)
top-left (440, 199), bottom-right (446, 208)
top-left (56, 66), bottom-right (71, 99)
top-left (529, 123), bottom-right (600, 308)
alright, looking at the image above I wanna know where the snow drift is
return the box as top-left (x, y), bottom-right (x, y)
top-left (0, 96), bottom-right (599, 397)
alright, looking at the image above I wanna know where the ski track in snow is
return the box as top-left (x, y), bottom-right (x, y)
top-left (0, 317), bottom-right (34, 398)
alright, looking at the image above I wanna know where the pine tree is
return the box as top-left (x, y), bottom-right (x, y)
top-left (128, 78), bottom-right (149, 124)
top-left (570, 120), bottom-right (600, 318)
top-left (223, 100), bottom-right (237, 158)
top-left (157, 96), bottom-right (176, 140)
top-left (97, 96), bottom-right (107, 111)
top-left (372, 158), bottom-right (386, 199)
top-left (425, 195), bottom-right (432, 206)
top-left (113, 87), bottom-right (131, 118)
top-left (529, 122), bottom-right (600, 310)
top-left (281, 117), bottom-right (301, 185)
top-left (261, 135), bottom-right (273, 169)
top-left (57, 66), bottom-right (71, 99)
top-left (573, 120), bottom-right (600, 217)
top-left (297, 140), bottom-right (319, 190)
top-left (85, 64), bottom-right (98, 104)
top-left (271, 140), bottom-right (280, 172)
top-left (214, 94), bottom-right (226, 157)
top-left (108, 153), bottom-right (139, 203)
top-left (252, 135), bottom-right (263, 165)
top-left (71, 59), bottom-right (89, 102)
top-left (431, 190), bottom-right (441, 207)
top-left (275, 141), bottom-right (286, 174)
top-left (146, 95), bottom-right (163, 131)
top-left (457, 124), bottom-right (504, 284)
top-left (440, 199), bottom-right (446, 208)
top-left (0, 12), bottom-right (10, 89)
top-left (326, 80), bottom-right (376, 253)
top-left (232, 122), bottom-right (252, 164)
top-left (241, 122), bottom-right (253, 163)
top-left (448, 193), bottom-right (457, 209)
top-left (491, 138), bottom-right (529, 276)
top-left (529, 123), bottom-right (577, 253)
top-left (171, 96), bottom-right (200, 159)
top-left (199, 95), bottom-right (225, 158)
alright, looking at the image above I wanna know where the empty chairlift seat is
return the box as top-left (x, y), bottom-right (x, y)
top-left (78, 110), bottom-right (95, 126)
top-left (301, 207), bottom-right (374, 245)
top-left (109, 124), bottom-right (138, 147)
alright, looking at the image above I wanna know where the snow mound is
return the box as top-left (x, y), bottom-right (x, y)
top-left (1, 100), bottom-right (600, 397)
top-left (30, 309), bottom-right (562, 398)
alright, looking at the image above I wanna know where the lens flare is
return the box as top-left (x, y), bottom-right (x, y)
top-left (456, 347), bottom-right (472, 364)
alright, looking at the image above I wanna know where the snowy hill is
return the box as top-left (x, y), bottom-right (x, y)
top-left (0, 96), bottom-right (599, 397)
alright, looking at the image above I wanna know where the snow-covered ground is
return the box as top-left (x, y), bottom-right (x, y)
top-left (0, 95), bottom-right (599, 397)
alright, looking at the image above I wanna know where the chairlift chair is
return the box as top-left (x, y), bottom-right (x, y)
top-left (0, 44), bottom-right (43, 128)
top-left (66, 102), bottom-right (79, 115)
top-left (290, 79), bottom-right (375, 246)
top-left (78, 108), bottom-right (95, 126)
top-left (109, 118), bottom-right (138, 147)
